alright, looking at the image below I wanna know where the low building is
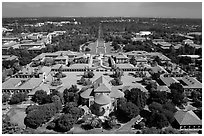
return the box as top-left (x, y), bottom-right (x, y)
top-left (11, 66), bottom-right (42, 78)
top-left (178, 76), bottom-right (202, 96)
top-left (2, 37), bottom-right (19, 42)
top-left (188, 43), bottom-right (202, 49)
top-left (2, 78), bottom-right (42, 94)
top-left (159, 76), bottom-right (179, 87)
top-left (152, 39), bottom-right (165, 43)
top-left (19, 42), bottom-right (45, 50)
top-left (178, 55), bottom-right (200, 60)
top-left (156, 42), bottom-right (172, 50)
top-left (139, 31), bottom-right (152, 36)
top-left (131, 37), bottom-right (146, 42)
top-left (183, 39), bottom-right (194, 45)
top-left (174, 44), bottom-right (182, 50)
top-left (125, 51), bottom-right (148, 58)
top-left (187, 32), bottom-right (202, 36)
top-left (2, 55), bottom-right (18, 62)
top-left (54, 56), bottom-right (69, 65)
top-left (27, 33), bottom-right (43, 40)
top-left (80, 76), bottom-right (124, 116)
top-left (173, 110), bottom-right (202, 130)
top-left (113, 53), bottom-right (128, 64)
top-left (2, 41), bottom-right (19, 50)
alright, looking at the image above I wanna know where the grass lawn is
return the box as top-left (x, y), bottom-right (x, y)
top-left (7, 107), bottom-right (27, 128)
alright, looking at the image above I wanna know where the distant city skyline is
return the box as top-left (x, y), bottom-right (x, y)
top-left (2, 2), bottom-right (202, 18)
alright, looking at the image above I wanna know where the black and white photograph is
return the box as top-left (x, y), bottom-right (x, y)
top-left (1, 1), bottom-right (202, 134)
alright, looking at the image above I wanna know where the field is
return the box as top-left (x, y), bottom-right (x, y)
top-left (85, 40), bottom-right (112, 55)
top-left (7, 105), bottom-right (27, 129)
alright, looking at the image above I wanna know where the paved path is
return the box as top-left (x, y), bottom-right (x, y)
top-left (115, 115), bottom-right (141, 133)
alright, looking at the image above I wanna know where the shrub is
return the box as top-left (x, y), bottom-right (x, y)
top-left (2, 93), bottom-right (10, 103)
top-left (116, 100), bottom-right (140, 122)
top-left (85, 47), bottom-right (91, 52)
top-left (63, 103), bottom-right (84, 121)
top-left (25, 104), bottom-right (39, 114)
top-left (24, 110), bottom-right (45, 129)
top-left (83, 71), bottom-right (94, 78)
top-left (9, 92), bottom-right (27, 105)
top-left (46, 122), bottom-right (56, 130)
top-left (24, 102), bottom-right (58, 129)
top-left (111, 78), bottom-right (123, 86)
top-left (55, 114), bottom-right (75, 132)
top-left (31, 90), bottom-right (49, 105)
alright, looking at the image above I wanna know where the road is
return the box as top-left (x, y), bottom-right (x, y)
top-left (96, 39), bottom-right (106, 54)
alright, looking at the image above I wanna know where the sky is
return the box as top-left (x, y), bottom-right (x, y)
top-left (2, 2), bottom-right (202, 18)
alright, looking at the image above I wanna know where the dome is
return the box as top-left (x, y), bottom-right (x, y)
top-left (94, 93), bottom-right (111, 105)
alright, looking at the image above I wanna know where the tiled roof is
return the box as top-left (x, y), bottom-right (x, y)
top-left (174, 44), bottom-right (182, 49)
top-left (94, 93), bottom-right (111, 105)
top-left (178, 55), bottom-right (200, 59)
top-left (160, 76), bottom-right (179, 87)
top-left (174, 110), bottom-right (202, 125)
top-left (110, 89), bottom-right (124, 98)
top-left (151, 66), bottom-right (162, 73)
top-left (2, 78), bottom-right (42, 90)
top-left (125, 51), bottom-right (148, 56)
top-left (159, 55), bottom-right (171, 61)
top-left (54, 56), bottom-right (68, 60)
top-left (116, 64), bottom-right (134, 69)
top-left (2, 41), bottom-right (18, 48)
top-left (52, 64), bottom-right (63, 70)
top-left (93, 76), bottom-right (112, 93)
top-left (136, 57), bottom-right (147, 62)
top-left (121, 84), bottom-right (148, 93)
top-left (114, 53), bottom-right (128, 59)
top-left (2, 55), bottom-right (18, 61)
top-left (80, 88), bottom-right (93, 99)
top-left (55, 50), bottom-right (80, 56)
top-left (181, 76), bottom-right (202, 89)
top-left (69, 64), bottom-right (89, 69)
top-left (157, 86), bottom-right (171, 93)
top-left (94, 84), bottom-right (112, 93)
top-left (29, 84), bottom-right (50, 95)
top-left (44, 53), bottom-right (59, 57)
top-left (157, 42), bottom-right (172, 47)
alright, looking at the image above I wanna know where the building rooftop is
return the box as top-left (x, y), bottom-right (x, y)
top-left (157, 42), bottom-right (172, 47)
top-left (157, 86), bottom-right (171, 93)
top-left (180, 76), bottom-right (202, 89)
top-left (174, 44), bottom-right (182, 49)
top-left (110, 89), bottom-right (124, 98)
top-left (183, 39), bottom-right (194, 43)
top-left (116, 64), bottom-right (134, 69)
top-left (94, 93), bottom-right (111, 105)
top-left (159, 54), bottom-right (171, 61)
top-left (80, 88), bottom-right (93, 99)
top-left (93, 76), bottom-right (112, 93)
top-left (121, 84), bottom-right (148, 93)
top-left (54, 56), bottom-right (69, 60)
top-left (178, 55), bottom-right (200, 59)
top-left (160, 76), bottom-right (179, 87)
top-left (114, 52), bottom-right (128, 59)
top-left (174, 110), bottom-right (202, 126)
top-left (2, 55), bottom-right (18, 61)
top-left (69, 64), bottom-right (89, 69)
top-left (125, 51), bottom-right (148, 56)
top-left (55, 50), bottom-right (80, 56)
top-left (2, 41), bottom-right (18, 48)
top-left (2, 78), bottom-right (42, 90)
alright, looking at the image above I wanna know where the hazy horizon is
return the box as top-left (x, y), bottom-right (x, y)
top-left (2, 2), bottom-right (202, 19)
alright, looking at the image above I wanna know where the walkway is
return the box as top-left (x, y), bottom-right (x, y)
top-left (115, 115), bottom-right (141, 133)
